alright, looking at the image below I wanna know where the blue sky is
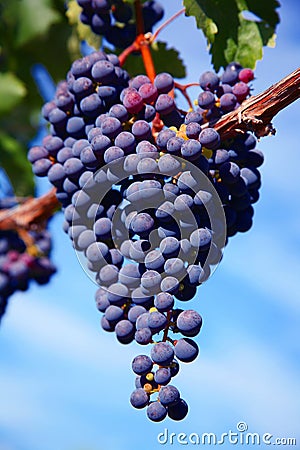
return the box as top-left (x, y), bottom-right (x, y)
top-left (1, 1), bottom-right (300, 449)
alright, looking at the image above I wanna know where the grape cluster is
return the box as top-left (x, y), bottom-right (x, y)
top-left (69, 150), bottom-right (222, 421)
top-left (76, 0), bottom-right (164, 48)
top-left (27, 49), bottom-right (262, 420)
top-left (130, 310), bottom-right (201, 421)
top-left (0, 199), bottom-right (56, 321)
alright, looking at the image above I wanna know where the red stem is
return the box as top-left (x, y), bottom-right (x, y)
top-left (174, 81), bottom-right (195, 110)
top-left (150, 8), bottom-right (186, 43)
top-left (119, 42), bottom-right (139, 66)
top-left (134, 0), bottom-right (156, 82)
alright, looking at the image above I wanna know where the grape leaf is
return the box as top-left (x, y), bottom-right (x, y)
top-left (0, 132), bottom-right (35, 196)
top-left (0, 2), bottom-right (74, 174)
top-left (120, 41), bottom-right (186, 79)
top-left (1, 0), bottom-right (62, 47)
top-left (0, 73), bottom-right (27, 116)
top-left (183, 0), bottom-right (280, 71)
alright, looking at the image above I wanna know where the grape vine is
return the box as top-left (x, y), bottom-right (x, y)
top-left (0, 0), bottom-right (299, 427)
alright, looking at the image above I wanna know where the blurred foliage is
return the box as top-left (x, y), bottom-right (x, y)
top-left (0, 0), bottom-right (73, 195)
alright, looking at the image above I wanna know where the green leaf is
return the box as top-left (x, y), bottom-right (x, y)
top-left (0, 3), bottom-right (74, 148)
top-left (238, 0), bottom-right (280, 28)
top-left (183, 0), bottom-right (280, 71)
top-left (66, 0), bottom-right (102, 51)
top-left (0, 132), bottom-right (35, 196)
top-left (2, 0), bottom-right (62, 46)
top-left (183, 1), bottom-right (219, 44)
top-left (0, 73), bottom-right (27, 116)
top-left (229, 15), bottom-right (263, 69)
top-left (121, 41), bottom-right (186, 79)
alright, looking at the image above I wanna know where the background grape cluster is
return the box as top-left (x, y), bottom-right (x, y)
top-left (27, 46), bottom-right (263, 421)
top-left (76, 0), bottom-right (164, 48)
top-left (0, 198), bottom-right (56, 322)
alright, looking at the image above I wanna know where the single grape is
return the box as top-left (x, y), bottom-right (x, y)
top-left (198, 91), bottom-right (215, 109)
top-left (155, 94), bottom-right (175, 115)
top-left (32, 158), bottom-right (52, 177)
top-left (107, 283), bottom-right (128, 305)
top-left (186, 122), bottom-right (201, 139)
top-left (130, 388), bottom-right (149, 409)
top-left (115, 131), bottom-right (135, 154)
top-left (140, 270), bottom-right (162, 295)
top-left (147, 311), bottom-right (167, 333)
top-left (144, 250), bottom-right (165, 272)
top-left (232, 81), bottom-right (250, 102)
top-left (99, 264), bottom-right (119, 285)
top-left (118, 264), bottom-right (141, 288)
top-left (199, 71), bottom-right (219, 91)
top-left (154, 292), bottom-right (174, 312)
top-left (154, 367), bottom-right (171, 385)
top-left (158, 385), bottom-right (180, 407)
top-left (135, 327), bottom-right (153, 345)
top-left (176, 310), bottom-right (202, 337)
top-left (151, 341), bottom-right (174, 366)
top-left (181, 139), bottom-right (202, 160)
top-left (220, 93), bottom-right (237, 112)
top-left (168, 398), bottom-right (188, 420)
top-left (132, 120), bottom-right (151, 141)
top-left (105, 305), bottom-right (124, 323)
top-left (160, 276), bottom-right (179, 294)
top-left (174, 338), bottom-right (199, 362)
top-left (158, 154), bottom-right (181, 176)
top-left (130, 75), bottom-right (151, 90)
top-left (115, 319), bottom-right (135, 344)
top-left (123, 89), bottom-right (144, 114)
top-left (154, 73), bottom-right (174, 94)
top-left (238, 68), bottom-right (254, 83)
top-left (132, 354), bottom-right (153, 375)
top-left (199, 128), bottom-right (220, 149)
top-left (147, 401), bottom-right (167, 422)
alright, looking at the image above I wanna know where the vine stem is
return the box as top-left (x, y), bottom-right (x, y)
top-left (134, 0), bottom-right (156, 82)
top-left (0, 70), bottom-right (299, 231)
top-left (119, 38), bottom-right (157, 84)
top-left (162, 311), bottom-right (172, 342)
top-left (119, 1), bottom-right (157, 82)
top-left (118, 42), bottom-right (139, 66)
top-left (174, 81), bottom-right (197, 110)
top-left (213, 67), bottom-right (300, 138)
top-left (0, 188), bottom-right (59, 231)
top-left (149, 8), bottom-right (186, 44)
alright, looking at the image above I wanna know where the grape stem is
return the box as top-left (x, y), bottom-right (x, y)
top-left (149, 8), bottom-right (186, 44)
top-left (174, 82), bottom-right (198, 110)
top-left (134, 0), bottom-right (156, 82)
top-left (162, 310), bottom-right (173, 343)
top-left (118, 42), bottom-right (140, 66)
top-left (119, 1), bottom-right (157, 83)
